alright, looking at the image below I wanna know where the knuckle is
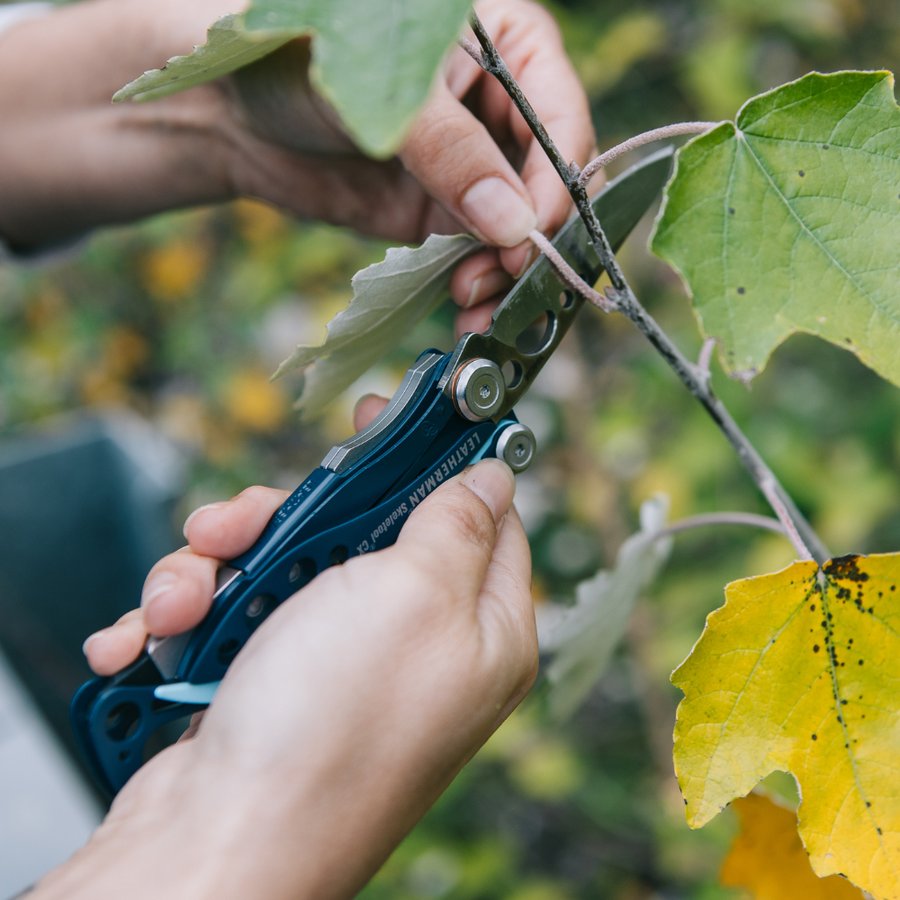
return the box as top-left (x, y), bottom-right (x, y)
top-left (438, 486), bottom-right (497, 559)
top-left (236, 485), bottom-right (282, 509)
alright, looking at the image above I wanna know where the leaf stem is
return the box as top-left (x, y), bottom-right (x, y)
top-left (470, 12), bottom-right (830, 565)
top-left (657, 512), bottom-right (785, 539)
top-left (528, 229), bottom-right (614, 312)
top-left (578, 123), bottom-right (718, 188)
top-left (696, 337), bottom-right (718, 379)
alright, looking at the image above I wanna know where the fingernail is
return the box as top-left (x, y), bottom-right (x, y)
top-left (514, 246), bottom-right (538, 279)
top-left (82, 630), bottom-right (108, 656)
top-left (466, 276), bottom-right (483, 308)
top-left (141, 571), bottom-right (178, 608)
top-left (460, 177), bottom-right (537, 248)
top-left (182, 502), bottom-right (228, 539)
top-left (461, 458), bottom-right (515, 525)
top-left (465, 267), bottom-right (512, 308)
top-left (353, 393), bottom-right (379, 415)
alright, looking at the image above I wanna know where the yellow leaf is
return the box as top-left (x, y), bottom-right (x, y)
top-left (721, 792), bottom-right (866, 899)
top-left (673, 553), bottom-right (900, 900)
top-left (223, 369), bottom-right (286, 433)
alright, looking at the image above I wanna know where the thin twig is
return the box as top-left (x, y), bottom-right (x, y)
top-left (759, 477), bottom-right (814, 561)
top-left (528, 229), bottom-right (614, 312)
top-left (458, 35), bottom-right (485, 68)
top-left (578, 123), bottom-right (717, 187)
top-left (656, 512), bottom-right (785, 539)
top-left (470, 12), bottom-right (830, 565)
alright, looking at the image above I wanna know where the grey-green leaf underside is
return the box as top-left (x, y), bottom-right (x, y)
top-left (114, 0), bottom-right (473, 158)
top-left (275, 233), bottom-right (480, 419)
top-left (651, 70), bottom-right (900, 386)
top-left (537, 495), bottom-right (672, 722)
top-left (112, 15), bottom-right (292, 104)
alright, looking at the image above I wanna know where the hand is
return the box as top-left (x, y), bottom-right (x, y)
top-left (0, 0), bottom-right (594, 336)
top-left (84, 394), bottom-right (392, 672)
top-left (225, 0), bottom-right (596, 334)
top-left (53, 461), bottom-right (535, 900)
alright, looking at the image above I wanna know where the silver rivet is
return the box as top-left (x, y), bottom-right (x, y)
top-left (246, 596), bottom-right (266, 617)
top-left (453, 358), bottom-right (505, 421)
top-left (495, 423), bottom-right (536, 473)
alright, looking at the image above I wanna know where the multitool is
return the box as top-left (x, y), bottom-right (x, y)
top-left (71, 147), bottom-right (674, 795)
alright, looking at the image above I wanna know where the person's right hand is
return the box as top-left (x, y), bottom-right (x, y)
top-left (56, 454), bottom-right (535, 900)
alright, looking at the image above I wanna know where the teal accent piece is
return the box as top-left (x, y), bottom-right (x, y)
top-left (153, 681), bottom-right (221, 705)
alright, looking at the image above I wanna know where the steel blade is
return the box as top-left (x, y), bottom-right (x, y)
top-left (439, 146), bottom-right (675, 416)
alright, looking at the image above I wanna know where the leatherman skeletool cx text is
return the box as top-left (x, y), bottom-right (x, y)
top-left (71, 147), bottom-right (674, 795)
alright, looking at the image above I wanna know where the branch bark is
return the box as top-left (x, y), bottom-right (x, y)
top-left (470, 12), bottom-right (830, 565)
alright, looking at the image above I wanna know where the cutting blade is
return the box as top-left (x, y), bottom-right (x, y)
top-left (439, 146), bottom-right (674, 416)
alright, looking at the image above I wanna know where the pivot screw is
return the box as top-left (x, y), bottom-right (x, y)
top-left (453, 358), bottom-right (505, 421)
top-left (246, 595), bottom-right (266, 618)
top-left (495, 423), bottom-right (536, 473)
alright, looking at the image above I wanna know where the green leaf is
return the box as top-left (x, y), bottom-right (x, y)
top-left (114, 0), bottom-right (473, 158)
top-left (651, 71), bottom-right (900, 386)
top-left (538, 495), bottom-right (672, 721)
top-left (113, 15), bottom-right (294, 104)
top-left (244, 0), bottom-right (473, 158)
top-left (274, 233), bottom-right (480, 419)
top-left (672, 552), bottom-right (900, 900)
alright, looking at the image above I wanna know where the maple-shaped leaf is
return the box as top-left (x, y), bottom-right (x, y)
top-left (721, 792), bottom-right (866, 900)
top-left (114, 0), bottom-right (472, 158)
top-left (672, 552), bottom-right (900, 900)
top-left (651, 70), bottom-right (900, 386)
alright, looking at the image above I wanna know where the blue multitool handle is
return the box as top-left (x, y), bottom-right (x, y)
top-left (70, 350), bottom-right (518, 795)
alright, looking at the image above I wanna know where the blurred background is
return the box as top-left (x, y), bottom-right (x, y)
top-left (2, 0), bottom-right (900, 896)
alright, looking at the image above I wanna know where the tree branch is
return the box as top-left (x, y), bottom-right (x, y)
top-left (470, 12), bottom-right (830, 565)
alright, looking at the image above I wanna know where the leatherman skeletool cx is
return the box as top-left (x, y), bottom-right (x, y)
top-left (71, 147), bottom-right (674, 795)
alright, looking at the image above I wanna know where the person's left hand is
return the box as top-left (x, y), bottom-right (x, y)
top-left (223, 0), bottom-right (596, 334)
top-left (0, 0), bottom-right (595, 337)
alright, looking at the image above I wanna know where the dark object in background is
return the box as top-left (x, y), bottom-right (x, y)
top-left (0, 412), bottom-right (184, 791)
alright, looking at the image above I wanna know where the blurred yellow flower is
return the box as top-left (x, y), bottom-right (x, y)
top-left (223, 369), bottom-right (287, 433)
top-left (233, 198), bottom-right (289, 245)
top-left (104, 327), bottom-right (148, 378)
top-left (140, 239), bottom-right (209, 301)
top-left (24, 286), bottom-right (67, 330)
top-left (80, 366), bottom-right (129, 406)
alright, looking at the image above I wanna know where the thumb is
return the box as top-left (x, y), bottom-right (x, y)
top-left (393, 458), bottom-right (516, 602)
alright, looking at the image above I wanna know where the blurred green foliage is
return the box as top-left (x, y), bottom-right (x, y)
top-left (2, 0), bottom-right (900, 896)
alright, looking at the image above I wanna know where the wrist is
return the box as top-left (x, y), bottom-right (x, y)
top-left (33, 742), bottom-right (298, 900)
